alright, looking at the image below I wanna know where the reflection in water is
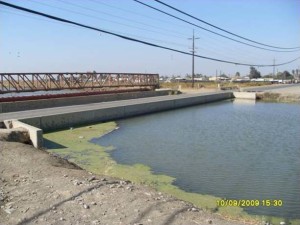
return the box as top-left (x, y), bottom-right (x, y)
top-left (94, 100), bottom-right (300, 219)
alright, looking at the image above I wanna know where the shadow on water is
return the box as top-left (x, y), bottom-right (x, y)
top-left (43, 138), bottom-right (67, 149)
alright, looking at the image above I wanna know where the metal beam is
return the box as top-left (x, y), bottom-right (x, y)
top-left (0, 72), bottom-right (159, 93)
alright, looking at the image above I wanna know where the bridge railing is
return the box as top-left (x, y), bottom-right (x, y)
top-left (0, 72), bottom-right (160, 93)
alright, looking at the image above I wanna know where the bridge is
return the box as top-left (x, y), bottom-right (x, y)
top-left (0, 91), bottom-right (234, 148)
top-left (0, 72), bottom-right (159, 93)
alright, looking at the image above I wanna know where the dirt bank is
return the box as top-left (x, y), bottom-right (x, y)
top-left (0, 141), bottom-right (254, 225)
top-left (257, 92), bottom-right (300, 103)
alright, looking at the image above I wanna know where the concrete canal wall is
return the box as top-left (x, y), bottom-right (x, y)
top-left (1, 92), bottom-right (233, 147)
top-left (0, 90), bottom-right (174, 113)
top-left (11, 92), bottom-right (233, 132)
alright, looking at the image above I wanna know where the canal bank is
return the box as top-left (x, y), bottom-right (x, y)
top-left (257, 92), bottom-right (300, 103)
top-left (243, 84), bottom-right (300, 103)
top-left (1, 139), bottom-right (254, 225)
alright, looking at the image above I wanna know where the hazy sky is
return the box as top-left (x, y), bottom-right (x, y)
top-left (1, 0), bottom-right (300, 77)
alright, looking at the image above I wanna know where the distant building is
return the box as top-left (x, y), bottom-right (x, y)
top-left (232, 76), bottom-right (250, 82)
top-left (209, 76), bottom-right (230, 81)
top-left (194, 77), bottom-right (209, 81)
top-left (175, 77), bottom-right (187, 82)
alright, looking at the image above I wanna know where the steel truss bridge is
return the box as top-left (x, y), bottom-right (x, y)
top-left (0, 72), bottom-right (159, 93)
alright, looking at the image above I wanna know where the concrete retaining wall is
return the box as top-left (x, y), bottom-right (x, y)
top-left (0, 90), bottom-right (173, 113)
top-left (3, 119), bottom-right (43, 148)
top-left (17, 92), bottom-right (233, 132)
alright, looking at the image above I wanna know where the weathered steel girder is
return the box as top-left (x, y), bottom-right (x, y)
top-left (0, 72), bottom-right (159, 93)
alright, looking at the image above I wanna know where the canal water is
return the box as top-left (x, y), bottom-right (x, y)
top-left (93, 99), bottom-right (300, 219)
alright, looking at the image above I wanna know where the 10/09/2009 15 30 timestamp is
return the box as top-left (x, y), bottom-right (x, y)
top-left (216, 199), bottom-right (283, 207)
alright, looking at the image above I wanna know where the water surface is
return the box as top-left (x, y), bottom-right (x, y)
top-left (94, 100), bottom-right (300, 219)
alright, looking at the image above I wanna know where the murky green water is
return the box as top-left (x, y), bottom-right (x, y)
top-left (94, 99), bottom-right (300, 220)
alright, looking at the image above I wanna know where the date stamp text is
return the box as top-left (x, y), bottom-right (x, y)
top-left (216, 199), bottom-right (283, 207)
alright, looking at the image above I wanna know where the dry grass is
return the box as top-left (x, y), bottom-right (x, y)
top-left (160, 81), bottom-right (272, 90)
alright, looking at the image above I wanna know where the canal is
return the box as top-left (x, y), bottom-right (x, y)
top-left (93, 99), bottom-right (300, 220)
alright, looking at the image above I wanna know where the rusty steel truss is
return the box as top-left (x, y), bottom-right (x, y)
top-left (0, 72), bottom-right (159, 93)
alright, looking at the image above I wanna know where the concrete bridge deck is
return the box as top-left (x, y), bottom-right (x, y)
top-left (0, 92), bottom-right (233, 132)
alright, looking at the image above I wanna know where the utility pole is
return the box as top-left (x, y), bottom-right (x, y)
top-left (188, 30), bottom-right (199, 88)
top-left (273, 58), bottom-right (276, 77)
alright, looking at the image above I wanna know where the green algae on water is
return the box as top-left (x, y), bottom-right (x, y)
top-left (43, 122), bottom-right (300, 225)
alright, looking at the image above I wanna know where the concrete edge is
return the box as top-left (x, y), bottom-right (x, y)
top-left (3, 119), bottom-right (43, 148)
top-left (233, 92), bottom-right (256, 100)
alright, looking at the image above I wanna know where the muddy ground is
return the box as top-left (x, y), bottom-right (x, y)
top-left (0, 141), bottom-right (254, 225)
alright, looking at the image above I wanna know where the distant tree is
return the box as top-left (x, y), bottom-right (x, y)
top-left (220, 74), bottom-right (228, 78)
top-left (249, 66), bottom-right (261, 79)
top-left (283, 71), bottom-right (293, 80)
top-left (235, 72), bottom-right (240, 77)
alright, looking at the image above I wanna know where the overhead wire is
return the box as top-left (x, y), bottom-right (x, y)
top-left (0, 8), bottom-right (188, 50)
top-left (56, 0), bottom-right (294, 64)
top-left (56, 0), bottom-right (189, 39)
top-left (0, 1), bottom-right (299, 67)
top-left (26, 0), bottom-right (186, 39)
top-left (95, 0), bottom-right (297, 63)
top-left (0, 8), bottom-right (83, 30)
top-left (133, 0), bottom-right (299, 52)
top-left (87, 0), bottom-right (192, 31)
top-left (153, 0), bottom-right (300, 50)
top-left (194, 31), bottom-right (274, 63)
top-left (14, 0), bottom-right (295, 64)
top-left (90, 0), bottom-right (299, 62)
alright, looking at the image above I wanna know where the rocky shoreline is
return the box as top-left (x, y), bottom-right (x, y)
top-left (0, 141), bottom-right (253, 225)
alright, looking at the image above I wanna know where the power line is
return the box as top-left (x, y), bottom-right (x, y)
top-left (75, 0), bottom-right (274, 60)
top-left (56, 0), bottom-right (188, 39)
top-left (0, 1), bottom-right (299, 67)
top-left (27, 0), bottom-right (186, 39)
top-left (0, 8), bottom-right (188, 49)
top-left (87, 0), bottom-right (189, 29)
top-left (133, 0), bottom-right (299, 53)
top-left (153, 0), bottom-right (300, 50)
